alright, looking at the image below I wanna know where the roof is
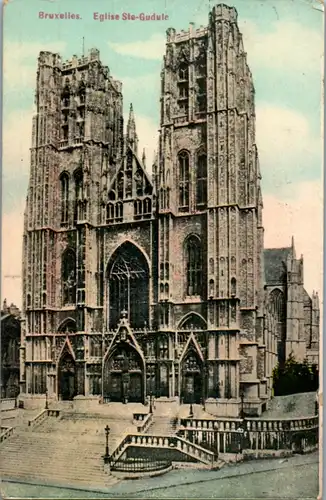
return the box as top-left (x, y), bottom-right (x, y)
top-left (264, 247), bottom-right (292, 285)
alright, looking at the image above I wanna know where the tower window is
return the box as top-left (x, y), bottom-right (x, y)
top-left (178, 151), bottom-right (190, 211)
top-left (178, 64), bottom-right (188, 81)
top-left (177, 63), bottom-right (189, 116)
top-left (74, 169), bottom-right (84, 223)
top-left (60, 172), bottom-right (69, 224)
top-left (185, 235), bottom-right (203, 296)
top-left (62, 248), bottom-right (76, 306)
top-left (197, 78), bottom-right (207, 113)
top-left (196, 152), bottom-right (207, 208)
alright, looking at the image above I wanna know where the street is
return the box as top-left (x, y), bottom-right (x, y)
top-left (1, 452), bottom-right (319, 499)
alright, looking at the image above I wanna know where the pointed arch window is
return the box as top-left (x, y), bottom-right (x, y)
top-left (270, 289), bottom-right (285, 322)
top-left (60, 172), bottom-right (69, 224)
top-left (106, 203), bottom-right (114, 223)
top-left (196, 151), bottom-right (207, 208)
top-left (143, 198), bottom-right (152, 219)
top-left (185, 235), bottom-right (203, 296)
top-left (179, 314), bottom-right (207, 331)
top-left (134, 199), bottom-right (143, 220)
top-left (74, 169), bottom-right (84, 223)
top-left (108, 242), bottom-right (149, 329)
top-left (62, 249), bottom-right (76, 306)
top-left (115, 202), bottom-right (123, 222)
top-left (177, 63), bottom-right (189, 116)
top-left (178, 151), bottom-right (190, 211)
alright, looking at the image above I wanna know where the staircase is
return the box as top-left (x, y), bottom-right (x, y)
top-left (0, 408), bottom-right (142, 490)
top-left (110, 432), bottom-right (221, 468)
top-left (146, 416), bottom-right (178, 436)
top-left (0, 430), bottom-right (119, 489)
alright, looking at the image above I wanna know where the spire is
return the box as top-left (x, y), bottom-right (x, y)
top-left (126, 103), bottom-right (138, 155)
top-left (291, 235), bottom-right (296, 259)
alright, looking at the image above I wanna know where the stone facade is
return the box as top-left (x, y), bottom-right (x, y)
top-left (1, 300), bottom-right (21, 398)
top-left (264, 238), bottom-right (320, 367)
top-left (20, 4), bottom-right (319, 417)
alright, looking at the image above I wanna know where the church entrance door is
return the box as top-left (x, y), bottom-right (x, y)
top-left (58, 352), bottom-right (76, 401)
top-left (181, 352), bottom-right (203, 404)
top-left (104, 343), bottom-right (144, 403)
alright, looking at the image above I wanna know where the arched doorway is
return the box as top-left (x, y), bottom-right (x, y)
top-left (107, 242), bottom-right (150, 330)
top-left (104, 343), bottom-right (144, 403)
top-left (181, 351), bottom-right (203, 404)
top-left (58, 352), bottom-right (76, 401)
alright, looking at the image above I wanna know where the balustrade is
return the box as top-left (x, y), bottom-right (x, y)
top-left (0, 426), bottom-right (13, 443)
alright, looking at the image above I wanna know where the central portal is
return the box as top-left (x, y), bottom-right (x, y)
top-left (104, 343), bottom-right (144, 403)
top-left (58, 352), bottom-right (76, 401)
top-left (181, 351), bottom-right (203, 404)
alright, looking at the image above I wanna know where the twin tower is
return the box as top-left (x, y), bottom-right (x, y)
top-left (21, 5), bottom-right (315, 417)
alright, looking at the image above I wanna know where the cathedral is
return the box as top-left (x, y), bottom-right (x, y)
top-left (21, 4), bottom-right (319, 417)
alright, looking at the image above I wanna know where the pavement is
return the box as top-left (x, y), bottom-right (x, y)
top-left (258, 392), bottom-right (316, 419)
top-left (1, 451), bottom-right (319, 499)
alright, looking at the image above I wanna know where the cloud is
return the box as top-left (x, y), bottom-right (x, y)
top-left (256, 104), bottom-right (322, 194)
top-left (240, 19), bottom-right (323, 74)
top-left (3, 41), bottom-right (67, 91)
top-left (263, 180), bottom-right (323, 298)
top-left (108, 34), bottom-right (166, 60)
top-left (193, 11), bottom-right (323, 75)
top-left (1, 202), bottom-right (25, 308)
top-left (3, 108), bottom-right (34, 178)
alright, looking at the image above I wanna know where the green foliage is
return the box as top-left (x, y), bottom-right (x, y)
top-left (272, 353), bottom-right (319, 396)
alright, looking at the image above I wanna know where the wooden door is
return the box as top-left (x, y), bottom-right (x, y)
top-left (128, 373), bottom-right (143, 402)
top-left (110, 374), bottom-right (123, 401)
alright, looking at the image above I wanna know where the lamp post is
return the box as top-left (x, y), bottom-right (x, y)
top-left (104, 425), bottom-right (110, 462)
top-left (149, 392), bottom-right (153, 414)
top-left (45, 389), bottom-right (49, 410)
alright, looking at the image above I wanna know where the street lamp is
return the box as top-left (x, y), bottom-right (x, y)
top-left (45, 389), bottom-right (49, 410)
top-left (149, 392), bottom-right (153, 413)
top-left (189, 402), bottom-right (194, 418)
top-left (104, 425), bottom-right (110, 462)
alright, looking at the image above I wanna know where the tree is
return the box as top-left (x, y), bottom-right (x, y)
top-left (272, 353), bottom-right (319, 396)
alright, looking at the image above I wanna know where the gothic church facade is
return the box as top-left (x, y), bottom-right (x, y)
top-left (21, 4), bottom-right (319, 417)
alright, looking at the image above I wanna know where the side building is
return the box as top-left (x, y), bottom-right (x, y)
top-left (1, 300), bottom-right (21, 398)
top-left (264, 238), bottom-right (320, 368)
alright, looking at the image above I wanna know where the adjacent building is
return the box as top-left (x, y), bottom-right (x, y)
top-left (1, 300), bottom-right (21, 398)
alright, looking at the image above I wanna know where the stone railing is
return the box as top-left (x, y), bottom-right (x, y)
top-left (28, 408), bottom-right (61, 429)
top-left (110, 433), bottom-right (215, 466)
top-left (177, 414), bottom-right (319, 460)
top-left (179, 417), bottom-right (243, 431)
top-left (136, 413), bottom-right (153, 433)
top-left (244, 415), bottom-right (318, 432)
top-left (0, 426), bottom-right (14, 443)
top-left (0, 398), bottom-right (17, 411)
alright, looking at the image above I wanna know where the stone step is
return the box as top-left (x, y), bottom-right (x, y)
top-left (0, 471), bottom-right (119, 488)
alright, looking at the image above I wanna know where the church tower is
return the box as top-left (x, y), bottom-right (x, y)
top-left (158, 4), bottom-right (270, 414)
top-left (21, 49), bottom-right (124, 398)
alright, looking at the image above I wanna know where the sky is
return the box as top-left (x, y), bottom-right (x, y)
top-left (2, 0), bottom-right (324, 308)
